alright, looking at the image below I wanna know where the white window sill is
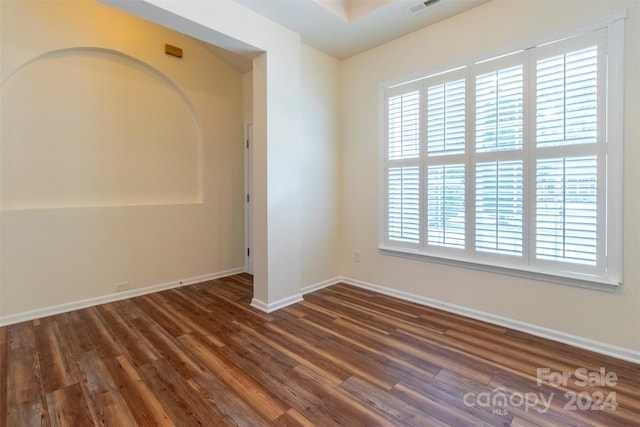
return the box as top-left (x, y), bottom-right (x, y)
top-left (379, 246), bottom-right (621, 293)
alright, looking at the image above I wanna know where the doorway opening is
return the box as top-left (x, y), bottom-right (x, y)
top-left (244, 122), bottom-right (254, 274)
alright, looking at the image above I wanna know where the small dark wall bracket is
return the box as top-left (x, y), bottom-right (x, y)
top-left (165, 44), bottom-right (183, 58)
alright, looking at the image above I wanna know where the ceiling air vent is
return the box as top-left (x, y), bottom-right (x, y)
top-left (407, 0), bottom-right (440, 15)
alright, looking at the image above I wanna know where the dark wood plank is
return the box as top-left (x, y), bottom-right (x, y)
top-left (2, 274), bottom-right (638, 427)
top-left (398, 370), bottom-right (515, 426)
top-left (76, 350), bottom-right (138, 426)
top-left (98, 307), bottom-right (160, 367)
top-left (339, 374), bottom-right (451, 427)
top-left (489, 369), bottom-right (638, 427)
top-left (288, 365), bottom-right (396, 427)
top-left (5, 322), bottom-right (49, 427)
top-left (46, 384), bottom-right (94, 427)
top-left (192, 370), bottom-right (271, 427)
top-left (137, 357), bottom-right (228, 425)
top-left (391, 380), bottom-right (498, 427)
top-left (266, 320), bottom-right (400, 389)
top-left (102, 355), bottom-right (174, 426)
top-left (177, 332), bottom-right (289, 421)
top-left (271, 408), bottom-right (315, 427)
top-left (0, 326), bottom-right (7, 427)
top-left (128, 316), bottom-right (204, 379)
top-left (132, 294), bottom-right (192, 338)
top-left (33, 321), bottom-right (77, 393)
top-left (299, 315), bottom-right (440, 388)
top-left (231, 320), bottom-right (352, 385)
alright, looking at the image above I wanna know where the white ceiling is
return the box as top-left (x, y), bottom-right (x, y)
top-left (177, 0), bottom-right (488, 74)
top-left (234, 0), bottom-right (489, 60)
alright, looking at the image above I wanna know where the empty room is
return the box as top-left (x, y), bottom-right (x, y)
top-left (1, 0), bottom-right (639, 426)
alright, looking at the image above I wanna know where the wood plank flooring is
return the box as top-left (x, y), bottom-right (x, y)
top-left (2, 274), bottom-right (639, 426)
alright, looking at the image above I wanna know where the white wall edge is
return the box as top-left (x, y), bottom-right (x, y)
top-left (0, 267), bottom-right (245, 326)
top-left (251, 293), bottom-right (304, 313)
top-left (339, 276), bottom-right (640, 365)
top-left (250, 277), bottom-right (340, 313)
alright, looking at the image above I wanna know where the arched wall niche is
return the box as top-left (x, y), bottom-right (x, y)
top-left (1, 47), bottom-right (203, 210)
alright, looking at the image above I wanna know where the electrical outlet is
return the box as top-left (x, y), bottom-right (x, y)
top-left (353, 251), bottom-right (361, 262)
top-left (115, 282), bottom-right (130, 292)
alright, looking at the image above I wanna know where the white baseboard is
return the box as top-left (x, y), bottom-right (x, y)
top-left (301, 276), bottom-right (341, 295)
top-left (339, 276), bottom-right (640, 365)
top-left (0, 267), bottom-right (245, 327)
top-left (251, 293), bottom-right (303, 313)
top-left (250, 276), bottom-right (341, 313)
top-left (250, 276), bottom-right (339, 313)
top-left (6, 270), bottom-right (637, 364)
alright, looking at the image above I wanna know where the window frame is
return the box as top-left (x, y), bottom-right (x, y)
top-left (379, 11), bottom-right (626, 292)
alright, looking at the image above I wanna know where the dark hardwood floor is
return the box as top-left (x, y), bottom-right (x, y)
top-left (1, 274), bottom-right (639, 426)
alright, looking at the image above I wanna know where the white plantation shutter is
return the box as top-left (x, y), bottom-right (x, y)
top-left (536, 46), bottom-right (598, 148)
top-left (427, 164), bottom-right (465, 248)
top-left (381, 21), bottom-right (622, 289)
top-left (388, 167), bottom-right (420, 243)
top-left (474, 58), bottom-right (525, 258)
top-left (476, 161), bottom-right (523, 255)
top-left (533, 35), bottom-right (602, 270)
top-left (476, 65), bottom-right (523, 152)
top-left (388, 91), bottom-right (420, 159)
top-left (427, 79), bottom-right (466, 155)
top-left (385, 84), bottom-right (422, 246)
top-left (536, 157), bottom-right (598, 265)
top-left (425, 73), bottom-right (466, 250)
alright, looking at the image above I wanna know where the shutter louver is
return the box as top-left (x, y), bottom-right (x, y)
top-left (476, 161), bottom-right (523, 255)
top-left (476, 65), bottom-right (523, 152)
top-left (388, 167), bottom-right (420, 243)
top-left (427, 164), bottom-right (465, 248)
top-left (536, 46), bottom-right (598, 148)
top-left (427, 79), bottom-right (465, 155)
top-left (536, 156), bottom-right (598, 265)
top-left (388, 91), bottom-right (420, 160)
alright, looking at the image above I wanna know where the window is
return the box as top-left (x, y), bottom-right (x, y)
top-left (380, 15), bottom-right (624, 290)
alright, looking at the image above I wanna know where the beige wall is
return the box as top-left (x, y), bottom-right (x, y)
top-left (300, 44), bottom-right (341, 287)
top-left (0, 0), bottom-right (245, 316)
top-left (115, 0), bottom-right (307, 308)
top-left (2, 0), bottom-right (637, 356)
top-left (340, 0), bottom-right (640, 351)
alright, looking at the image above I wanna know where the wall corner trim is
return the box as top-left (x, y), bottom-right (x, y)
top-left (0, 267), bottom-right (245, 327)
top-left (250, 276), bottom-right (340, 313)
top-left (251, 293), bottom-right (303, 313)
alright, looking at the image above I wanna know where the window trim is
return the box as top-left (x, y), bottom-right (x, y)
top-left (378, 247), bottom-right (620, 292)
top-left (378, 10), bottom-right (626, 292)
